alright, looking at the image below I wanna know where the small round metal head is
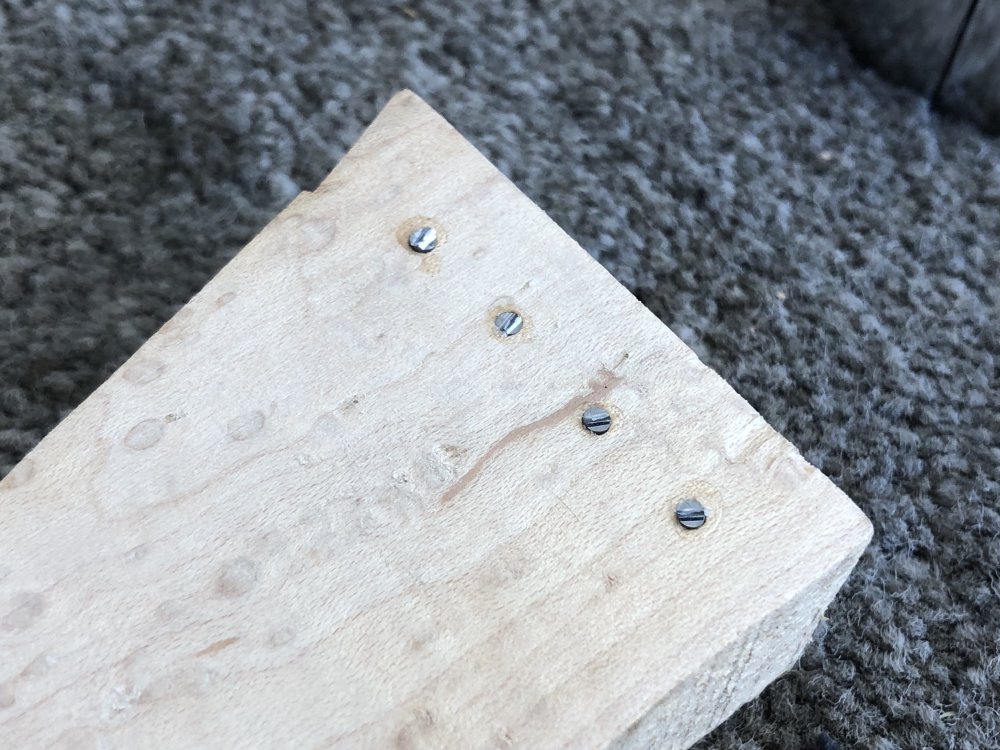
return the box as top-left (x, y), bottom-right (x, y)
top-left (675, 498), bottom-right (708, 529)
top-left (581, 406), bottom-right (612, 435)
top-left (494, 311), bottom-right (523, 337)
top-left (408, 226), bottom-right (438, 253)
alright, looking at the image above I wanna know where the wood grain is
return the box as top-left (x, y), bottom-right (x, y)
top-left (0, 90), bottom-right (871, 749)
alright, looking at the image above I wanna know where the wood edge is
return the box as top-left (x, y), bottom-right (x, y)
top-left (314, 89), bottom-right (440, 192)
top-left (609, 537), bottom-right (869, 750)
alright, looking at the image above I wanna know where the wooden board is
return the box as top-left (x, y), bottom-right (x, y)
top-left (0, 91), bottom-right (871, 749)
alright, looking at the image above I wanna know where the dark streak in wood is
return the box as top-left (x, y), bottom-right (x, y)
top-left (440, 368), bottom-right (623, 505)
top-left (195, 636), bottom-right (240, 657)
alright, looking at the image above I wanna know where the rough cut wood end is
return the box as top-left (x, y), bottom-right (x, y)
top-left (0, 90), bottom-right (872, 749)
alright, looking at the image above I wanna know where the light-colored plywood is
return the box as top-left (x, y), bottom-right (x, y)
top-left (0, 91), bottom-right (871, 749)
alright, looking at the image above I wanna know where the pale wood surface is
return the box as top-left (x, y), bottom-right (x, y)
top-left (0, 91), bottom-right (872, 749)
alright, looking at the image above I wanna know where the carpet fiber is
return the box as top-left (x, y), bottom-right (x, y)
top-left (2, 1), bottom-right (998, 748)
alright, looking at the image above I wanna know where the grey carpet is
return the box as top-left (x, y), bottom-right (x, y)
top-left (1, 1), bottom-right (998, 748)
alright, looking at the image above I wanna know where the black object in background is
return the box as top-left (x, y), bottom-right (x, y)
top-left (830, 0), bottom-right (999, 133)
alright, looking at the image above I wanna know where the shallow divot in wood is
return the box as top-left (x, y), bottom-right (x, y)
top-left (124, 418), bottom-right (165, 450)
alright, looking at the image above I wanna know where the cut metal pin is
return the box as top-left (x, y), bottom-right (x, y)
top-left (675, 498), bottom-right (708, 529)
top-left (494, 311), bottom-right (523, 337)
top-left (581, 406), bottom-right (612, 434)
top-left (408, 226), bottom-right (437, 253)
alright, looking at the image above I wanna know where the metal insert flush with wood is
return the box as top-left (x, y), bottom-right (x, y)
top-left (0, 91), bottom-right (872, 749)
